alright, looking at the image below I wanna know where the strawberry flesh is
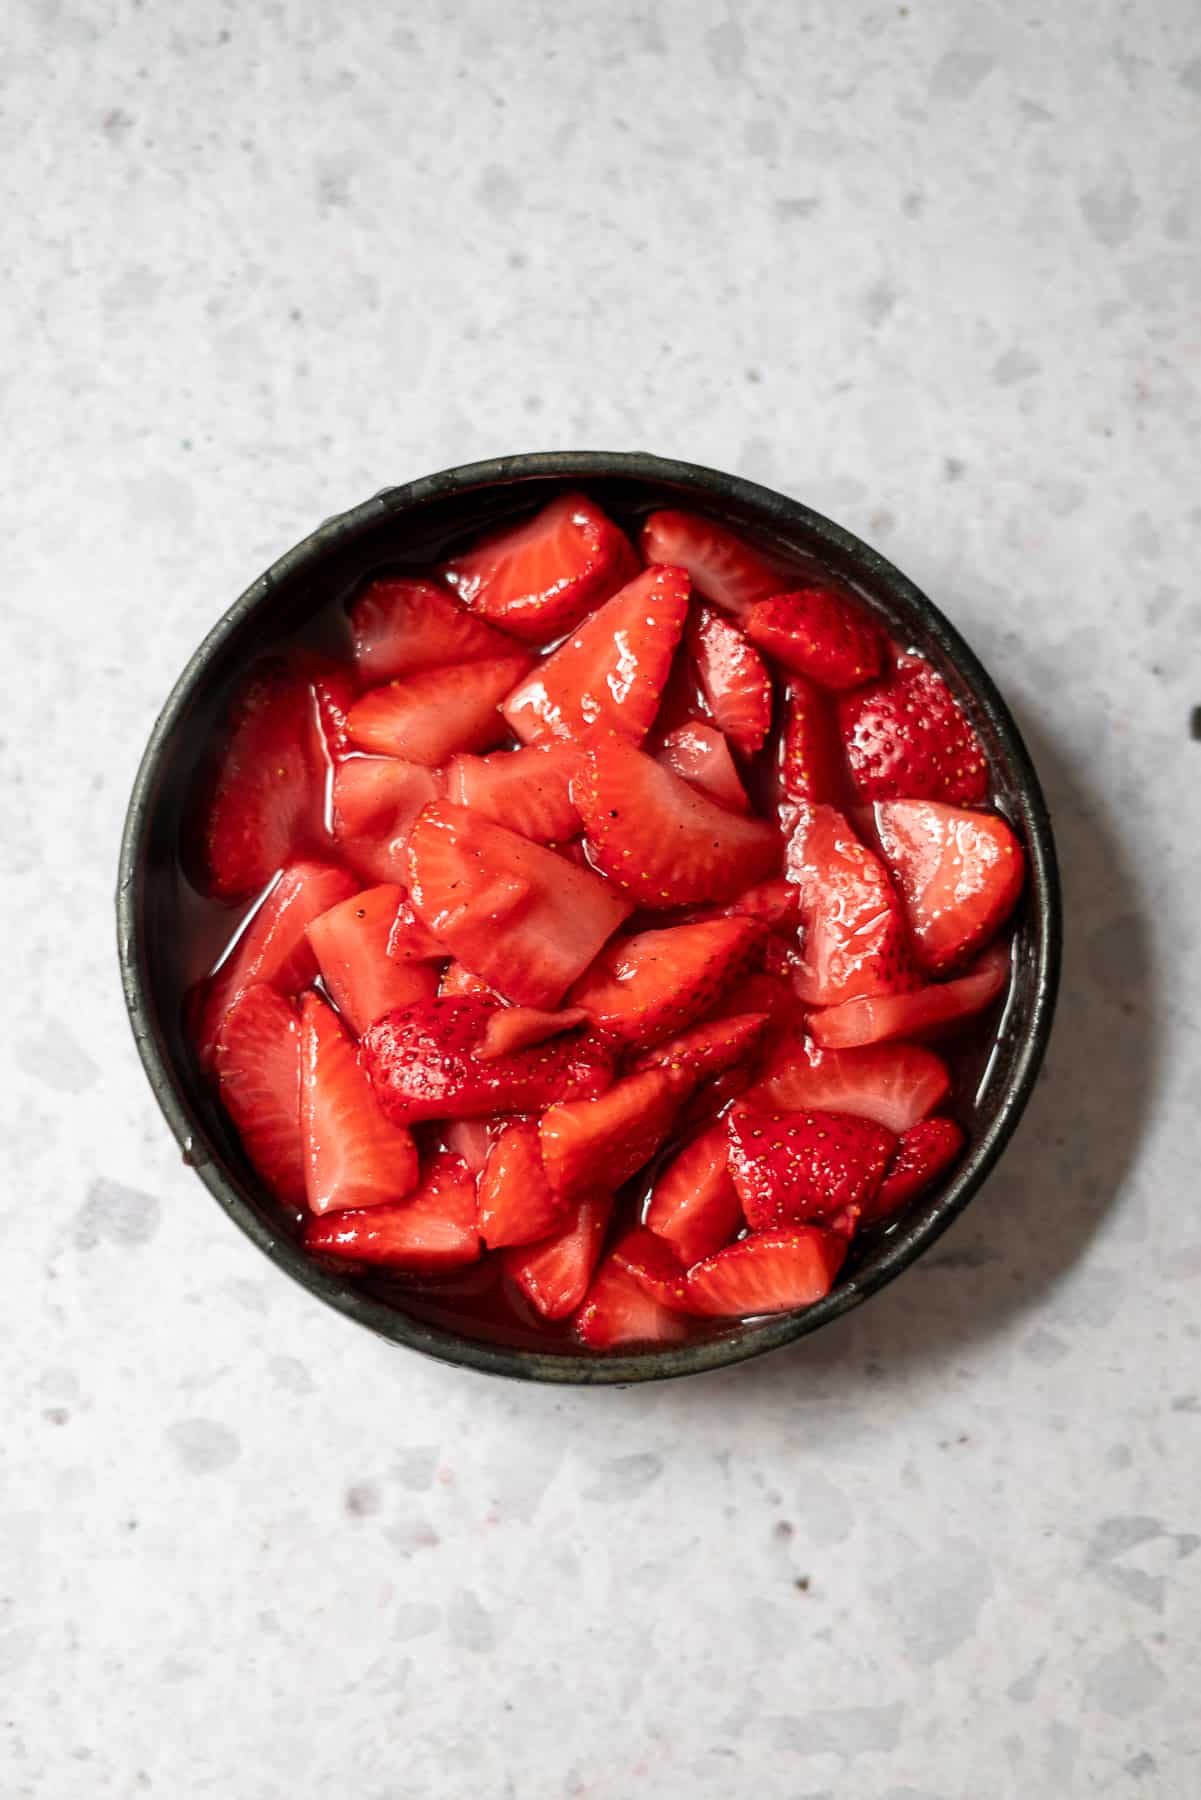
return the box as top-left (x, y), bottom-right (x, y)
top-left (349, 576), bottom-right (518, 681)
top-left (727, 1103), bottom-right (896, 1230)
top-left (870, 1116), bottom-right (966, 1220)
top-left (442, 492), bottom-right (638, 642)
top-left (214, 985), bottom-right (305, 1209)
top-left (632, 1012), bottom-right (770, 1084)
top-left (346, 655), bottom-right (532, 765)
top-left (300, 992), bottom-right (419, 1213)
top-left (838, 654), bottom-right (989, 804)
top-left (569, 916), bottom-right (762, 1048)
top-left (808, 939), bottom-right (1011, 1048)
top-left (686, 604), bottom-right (772, 754)
top-left (778, 676), bottom-right (844, 806)
top-left (506, 1192), bottom-right (612, 1319)
top-left (747, 1037), bottom-right (951, 1134)
top-left (331, 756), bottom-right (444, 884)
top-left (640, 509), bottom-right (785, 619)
top-left (303, 1150), bottom-right (481, 1270)
top-left (874, 799), bottom-right (1025, 974)
top-left (478, 1119), bottom-right (569, 1249)
top-left (306, 883), bottom-right (439, 1037)
top-left (445, 742), bottom-right (584, 843)
top-left (575, 1256), bottom-right (690, 1349)
top-left (747, 587), bottom-right (882, 691)
top-left (686, 1227), bottom-right (847, 1317)
top-left (784, 802), bottom-right (920, 1006)
top-left (644, 1123), bottom-right (744, 1266)
top-left (540, 1067), bottom-right (683, 1199)
top-left (657, 722), bottom-right (750, 812)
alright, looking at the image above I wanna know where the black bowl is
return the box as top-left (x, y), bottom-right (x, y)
top-left (117, 451), bottom-right (1061, 1384)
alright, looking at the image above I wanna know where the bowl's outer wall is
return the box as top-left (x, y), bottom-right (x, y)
top-left (118, 452), bottom-right (1062, 1384)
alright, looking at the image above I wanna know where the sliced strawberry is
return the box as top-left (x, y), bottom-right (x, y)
top-left (746, 587), bottom-right (882, 691)
top-left (570, 916), bottom-right (761, 1048)
top-left (302, 1150), bottom-right (480, 1270)
top-left (478, 1119), bottom-right (569, 1249)
top-left (747, 1038), bottom-right (951, 1134)
top-left (657, 723), bottom-right (749, 812)
top-left (644, 1123), bottom-right (744, 1265)
top-left (540, 1068), bottom-right (683, 1198)
top-left (723, 877), bottom-right (799, 927)
top-left (838, 654), bottom-right (989, 804)
top-left (361, 994), bottom-right (613, 1124)
top-left (736, 970), bottom-right (809, 1032)
top-left (784, 803), bottom-right (919, 1006)
top-left (609, 1225), bottom-right (693, 1308)
top-left (442, 1117), bottom-right (498, 1177)
top-left (406, 802), bottom-right (632, 1007)
top-left (869, 1116), bottom-right (966, 1220)
top-left (678, 1062), bottom-right (758, 1135)
top-left (445, 742), bottom-right (584, 843)
top-left (306, 883), bottom-right (439, 1036)
top-left (331, 756), bottom-right (444, 884)
top-left (385, 893), bottom-right (446, 962)
top-left (650, 642), bottom-right (713, 742)
top-left (727, 1104), bottom-right (895, 1230)
top-left (575, 1257), bottom-right (690, 1349)
top-left (348, 576), bottom-right (518, 681)
top-left (477, 1005), bottom-right (588, 1060)
top-left (193, 860), bottom-right (359, 1068)
top-left (299, 992), bottom-right (419, 1213)
top-left (778, 676), bottom-right (843, 805)
top-left (686, 1227), bottom-right (847, 1317)
top-left (808, 940), bottom-right (1011, 1048)
top-left (640, 510), bottom-right (785, 619)
top-left (442, 492), bottom-right (638, 642)
top-left (213, 985), bottom-right (304, 1208)
top-left (573, 741), bottom-right (779, 908)
top-left (439, 961), bottom-right (499, 999)
top-left (506, 1192), bottom-right (612, 1319)
top-left (633, 1012), bottom-right (770, 1084)
top-left (346, 656), bottom-right (531, 766)
top-left (686, 604), bottom-right (772, 754)
top-left (873, 799), bottom-right (1025, 974)
top-left (502, 566), bottom-right (690, 746)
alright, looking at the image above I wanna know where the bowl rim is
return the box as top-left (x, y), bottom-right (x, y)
top-left (117, 449), bottom-right (1062, 1385)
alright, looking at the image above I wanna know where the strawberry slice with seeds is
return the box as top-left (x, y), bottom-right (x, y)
top-left (869, 1116), bottom-right (966, 1220)
top-left (213, 985), bottom-right (304, 1209)
top-left (361, 994), bottom-right (613, 1124)
top-left (645, 1123), bottom-right (744, 1266)
top-left (874, 799), bottom-right (1025, 974)
top-left (808, 940), bottom-right (1011, 1048)
top-left (784, 802), bottom-right (920, 1006)
top-left (303, 1150), bottom-right (481, 1270)
top-left (478, 1119), bottom-right (569, 1249)
top-left (506, 1192), bottom-right (612, 1319)
top-left (348, 576), bottom-right (519, 681)
top-left (610, 1226), bottom-right (693, 1309)
top-left (406, 802), bottom-right (632, 1007)
top-left (657, 723), bottom-right (750, 812)
top-left (640, 509), bottom-right (786, 619)
top-left (686, 604), bottom-right (773, 754)
top-left (838, 654), bottom-right (989, 804)
top-left (439, 961), bottom-right (499, 999)
top-left (575, 1256), bottom-right (691, 1349)
top-left (300, 992), bottom-right (419, 1213)
top-left (778, 676), bottom-right (844, 805)
top-left (445, 742), bottom-right (584, 843)
top-left (442, 492), bottom-right (638, 642)
top-left (502, 566), bottom-right (690, 747)
top-left (727, 1104), bottom-right (895, 1230)
top-left (331, 756), bottom-right (445, 884)
top-left (746, 588), bottom-right (883, 691)
top-left (633, 1012), bottom-right (770, 1084)
top-left (570, 916), bottom-right (762, 1048)
top-left (385, 893), bottom-right (446, 962)
top-left (306, 883), bottom-right (439, 1036)
top-left (748, 1037), bottom-right (951, 1134)
top-left (540, 1067), bottom-right (684, 1198)
top-left (346, 655), bottom-right (532, 765)
top-left (477, 1005), bottom-right (588, 1060)
top-left (574, 741), bottom-right (780, 908)
top-left (686, 1227), bottom-right (847, 1317)
top-left (723, 877), bottom-right (800, 927)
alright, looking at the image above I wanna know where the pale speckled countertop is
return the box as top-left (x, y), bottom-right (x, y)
top-left (4, 2), bottom-right (1200, 1795)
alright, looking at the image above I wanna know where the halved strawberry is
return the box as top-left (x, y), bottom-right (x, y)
top-left (442, 492), bottom-right (638, 642)
top-left (477, 1005), bottom-right (588, 1060)
top-left (575, 1256), bottom-right (690, 1349)
top-left (633, 1012), bottom-right (770, 1084)
top-left (747, 1038), bottom-right (951, 1134)
top-left (385, 893), bottom-right (446, 962)
top-left (808, 939), bottom-right (1011, 1048)
top-left (506, 1192), bottom-right (612, 1319)
top-left (540, 1067), bottom-right (683, 1198)
top-left (478, 1119), bottom-right (569, 1249)
top-left (686, 1227), bottom-right (847, 1317)
top-left (346, 655), bottom-right (531, 765)
top-left (361, 994), bottom-right (613, 1124)
top-left (442, 1117), bottom-right (498, 1177)
top-left (302, 1150), bottom-right (480, 1270)
top-left (502, 566), bottom-right (690, 746)
top-left (306, 883), bottom-right (439, 1036)
top-left (746, 588), bottom-right (882, 691)
top-left (406, 803), bottom-right (632, 1007)
top-left (445, 742), bottom-right (584, 842)
top-left (348, 576), bottom-right (519, 681)
top-left (644, 1124), bottom-right (744, 1265)
top-left (640, 510), bottom-right (786, 619)
top-left (300, 992), bottom-right (419, 1213)
top-left (838, 654), bottom-right (989, 804)
top-left (778, 676), bottom-right (843, 805)
top-left (657, 723), bottom-right (749, 812)
top-left (213, 985), bottom-right (304, 1209)
top-left (569, 916), bottom-right (762, 1048)
top-left (573, 741), bottom-right (779, 908)
top-left (727, 1104), bottom-right (895, 1230)
top-left (331, 756), bottom-right (445, 884)
top-left (869, 1116), bottom-right (966, 1220)
top-left (874, 799), bottom-right (1025, 974)
top-left (439, 961), bottom-right (499, 999)
top-left (686, 605), bottom-right (772, 754)
top-left (784, 803), bottom-right (919, 1005)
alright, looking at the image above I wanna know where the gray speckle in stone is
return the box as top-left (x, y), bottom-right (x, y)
top-left (1085, 1640), bottom-right (1167, 1717)
top-left (862, 280), bottom-right (898, 327)
top-left (879, 1538), bottom-right (993, 1665)
top-left (1126, 1752), bottom-right (1157, 1779)
top-left (1022, 1327), bottom-right (1069, 1366)
top-left (21, 1021), bottom-right (99, 1093)
top-left (705, 18), bottom-right (746, 80)
top-left (393, 1445), bottom-right (439, 1491)
top-left (1179, 56), bottom-right (1201, 95)
top-left (583, 1452), bottom-right (663, 1502)
top-left (345, 1481), bottom-right (382, 1518)
top-left (930, 51), bottom-right (996, 101)
top-left (1088, 1516), bottom-right (1162, 1562)
top-left (744, 118), bottom-right (779, 158)
top-left (993, 347), bottom-right (1041, 385)
top-left (393, 1602), bottom-right (440, 1643)
top-left (475, 164), bottom-right (521, 215)
top-left (446, 1589), bottom-right (495, 1653)
top-left (268, 1355), bottom-right (314, 1395)
top-left (775, 196), bottom-right (819, 220)
top-left (387, 1516), bottom-right (439, 1555)
top-left (768, 1702), bottom-right (904, 1758)
top-left (159, 1655), bottom-right (198, 1683)
top-left (74, 1179), bottom-right (160, 1250)
top-left (1080, 159), bottom-right (1140, 246)
top-left (1007, 1656), bottom-right (1045, 1703)
top-left (165, 1419), bottom-right (241, 1474)
top-left (1045, 1723), bottom-right (1078, 1784)
top-left (1042, 477), bottom-right (1088, 517)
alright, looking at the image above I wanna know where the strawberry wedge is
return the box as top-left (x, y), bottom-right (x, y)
top-left (686, 1228), bottom-right (847, 1317)
top-left (808, 940), bottom-right (1011, 1048)
top-left (633, 1012), bottom-right (770, 1085)
top-left (640, 509), bottom-right (785, 619)
top-left (570, 916), bottom-right (762, 1048)
top-left (746, 587), bottom-right (882, 691)
top-left (784, 803), bottom-right (919, 1006)
top-left (747, 1038), bottom-right (951, 1134)
top-left (214, 985), bottom-right (305, 1209)
top-left (445, 742), bottom-right (584, 843)
top-left (540, 1068), bottom-right (683, 1199)
top-left (657, 723), bottom-right (750, 812)
top-left (575, 1256), bottom-right (690, 1349)
top-left (726, 1103), bottom-right (895, 1230)
top-left (778, 677), bottom-right (844, 806)
top-left (686, 605), bottom-right (773, 754)
top-left (303, 1151), bottom-right (481, 1270)
top-left (506, 1192), bottom-right (612, 1319)
top-left (299, 993), bottom-right (419, 1213)
top-left (346, 656), bottom-right (532, 765)
top-left (478, 1119), bottom-right (569, 1249)
top-left (306, 883), bottom-right (439, 1037)
top-left (442, 492), bottom-right (638, 641)
top-left (838, 654), bottom-right (989, 805)
top-left (870, 1117), bottom-right (966, 1220)
top-left (331, 756), bottom-right (444, 884)
top-left (645, 1124), bottom-right (744, 1266)
top-left (348, 576), bottom-right (519, 682)
top-left (874, 799), bottom-right (1025, 973)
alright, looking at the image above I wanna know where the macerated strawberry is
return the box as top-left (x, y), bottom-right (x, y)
top-left (644, 1124), bottom-right (744, 1265)
top-left (348, 576), bottom-right (519, 681)
top-left (784, 802), bottom-right (920, 1005)
top-left (574, 741), bottom-right (779, 907)
top-left (747, 1038), bottom-right (951, 1134)
top-left (874, 799), bottom-right (1025, 973)
top-left (506, 1192), bottom-right (612, 1318)
top-left (575, 1257), bottom-right (691, 1349)
top-left (442, 1117), bottom-right (498, 1176)
top-left (306, 883), bottom-right (439, 1036)
top-left (442, 492), bottom-right (638, 641)
top-left (478, 1119), bottom-right (569, 1249)
top-left (650, 642), bottom-right (714, 743)
top-left (502, 566), bottom-right (690, 746)
top-left (302, 1150), bottom-right (481, 1270)
top-left (657, 722), bottom-right (750, 812)
top-left (640, 510), bottom-right (785, 619)
top-left (723, 877), bottom-right (800, 926)
top-left (361, 994), bottom-right (613, 1124)
top-left (439, 961), bottom-right (499, 999)
top-left (445, 742), bottom-right (584, 843)
top-left (746, 587), bottom-right (882, 691)
top-left (686, 1227), bottom-right (847, 1316)
top-left (869, 1116), bottom-right (966, 1219)
top-left (807, 940), bottom-right (1011, 1048)
top-left (476, 1005), bottom-right (588, 1060)
top-left (569, 916), bottom-right (762, 1047)
top-left (213, 985), bottom-right (304, 1208)
top-left (385, 893), bottom-right (446, 962)
top-left (678, 1062), bottom-right (758, 1135)
top-left (299, 992), bottom-right (419, 1214)
top-left (686, 604), bottom-right (772, 754)
top-left (540, 1067), bottom-right (683, 1198)
top-left (727, 1104), bottom-right (895, 1230)
top-left (304, 657), bottom-right (358, 765)
top-left (331, 756), bottom-right (445, 884)
top-left (633, 1012), bottom-right (770, 1083)
top-left (838, 654), bottom-right (989, 804)
top-left (778, 676), bottom-right (844, 805)
top-left (736, 970), bottom-right (809, 1032)
top-left (610, 1226), bottom-right (693, 1307)
top-left (346, 655), bottom-right (532, 765)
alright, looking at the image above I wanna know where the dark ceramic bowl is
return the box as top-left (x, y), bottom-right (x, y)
top-left (118, 451), bottom-right (1061, 1384)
